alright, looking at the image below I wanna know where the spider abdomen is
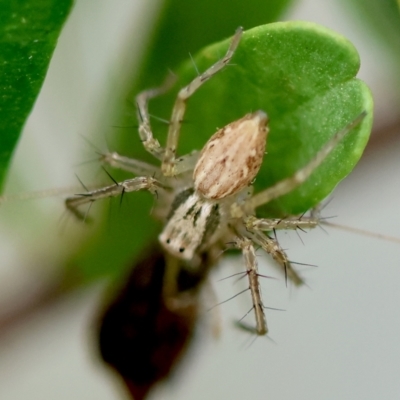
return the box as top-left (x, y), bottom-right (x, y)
top-left (193, 111), bottom-right (269, 200)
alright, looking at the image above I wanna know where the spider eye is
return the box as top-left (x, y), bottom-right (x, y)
top-left (166, 239), bottom-right (170, 244)
top-left (179, 248), bottom-right (185, 253)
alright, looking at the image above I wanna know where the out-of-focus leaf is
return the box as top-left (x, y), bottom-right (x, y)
top-left (342, 0), bottom-right (400, 66)
top-left (0, 0), bottom-right (74, 191)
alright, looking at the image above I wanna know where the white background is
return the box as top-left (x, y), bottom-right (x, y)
top-left (0, 0), bottom-right (400, 399)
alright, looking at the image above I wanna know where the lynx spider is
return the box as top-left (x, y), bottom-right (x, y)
top-left (66, 27), bottom-right (365, 335)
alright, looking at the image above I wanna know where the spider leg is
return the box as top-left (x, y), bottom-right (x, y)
top-left (161, 27), bottom-right (243, 176)
top-left (244, 214), bottom-right (320, 232)
top-left (234, 236), bottom-right (268, 335)
top-left (100, 151), bottom-right (162, 177)
top-left (65, 176), bottom-right (163, 220)
top-left (249, 230), bottom-right (304, 286)
top-left (245, 111), bottom-right (366, 211)
top-left (136, 74), bottom-right (176, 160)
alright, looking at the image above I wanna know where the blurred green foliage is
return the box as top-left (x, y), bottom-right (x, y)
top-left (343, 0), bottom-right (400, 67)
top-left (0, 0), bottom-right (73, 190)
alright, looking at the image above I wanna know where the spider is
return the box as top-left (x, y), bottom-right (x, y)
top-left (66, 27), bottom-right (365, 335)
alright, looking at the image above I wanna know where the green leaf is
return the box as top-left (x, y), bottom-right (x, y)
top-left (0, 0), bottom-right (73, 191)
top-left (69, 21), bottom-right (372, 282)
top-left (158, 22), bottom-right (373, 217)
